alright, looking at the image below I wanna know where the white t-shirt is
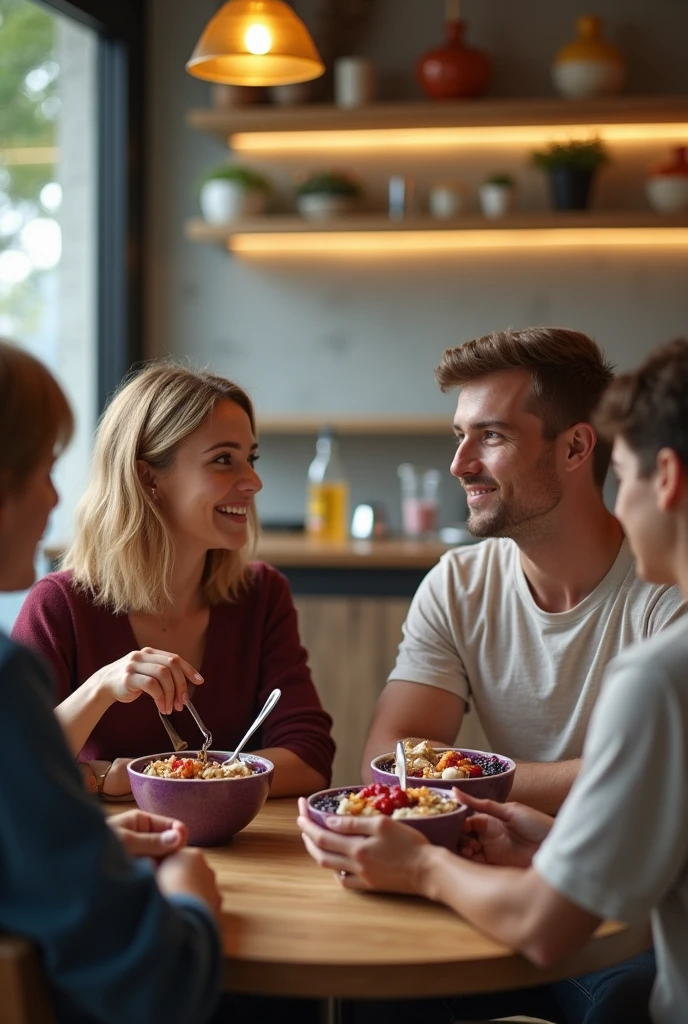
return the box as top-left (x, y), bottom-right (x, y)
top-left (388, 538), bottom-right (686, 761)
top-left (534, 620), bottom-right (688, 1024)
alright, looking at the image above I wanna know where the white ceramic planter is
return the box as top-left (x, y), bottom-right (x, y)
top-left (297, 194), bottom-right (359, 221)
top-left (552, 59), bottom-right (623, 100)
top-left (479, 183), bottom-right (514, 219)
top-left (646, 176), bottom-right (688, 214)
top-left (200, 180), bottom-right (267, 224)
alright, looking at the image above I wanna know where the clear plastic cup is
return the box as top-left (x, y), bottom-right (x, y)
top-left (398, 463), bottom-right (441, 537)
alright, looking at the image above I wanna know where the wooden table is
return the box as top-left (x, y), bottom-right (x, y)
top-left (203, 799), bottom-right (651, 1001)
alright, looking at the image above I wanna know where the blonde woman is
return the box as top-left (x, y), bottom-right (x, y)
top-left (13, 362), bottom-right (334, 800)
top-left (0, 340), bottom-right (223, 1024)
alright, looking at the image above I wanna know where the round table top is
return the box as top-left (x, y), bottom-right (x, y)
top-left (201, 798), bottom-right (651, 999)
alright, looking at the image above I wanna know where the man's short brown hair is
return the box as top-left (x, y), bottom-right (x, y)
top-left (594, 338), bottom-right (688, 478)
top-left (435, 326), bottom-right (615, 487)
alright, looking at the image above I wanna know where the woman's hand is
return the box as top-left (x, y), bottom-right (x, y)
top-left (90, 648), bottom-right (204, 715)
top-left (456, 790), bottom-right (554, 868)
top-left (101, 757), bottom-right (135, 798)
top-left (296, 797), bottom-right (430, 895)
top-left (108, 809), bottom-right (188, 858)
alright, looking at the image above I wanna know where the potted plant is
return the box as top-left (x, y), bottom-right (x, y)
top-left (199, 165), bottom-right (272, 224)
top-left (479, 172), bottom-right (515, 219)
top-left (295, 171), bottom-right (363, 221)
top-left (532, 138), bottom-right (609, 211)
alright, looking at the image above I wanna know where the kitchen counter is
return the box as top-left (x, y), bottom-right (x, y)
top-left (255, 532), bottom-right (452, 596)
top-left (45, 533), bottom-right (454, 596)
top-left (256, 532), bottom-right (451, 570)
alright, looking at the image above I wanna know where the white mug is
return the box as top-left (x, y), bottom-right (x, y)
top-left (334, 57), bottom-right (375, 109)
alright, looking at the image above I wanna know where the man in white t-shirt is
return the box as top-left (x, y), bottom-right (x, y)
top-left (362, 327), bottom-right (685, 815)
top-left (299, 337), bottom-right (688, 1024)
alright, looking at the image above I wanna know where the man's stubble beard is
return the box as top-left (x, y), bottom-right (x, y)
top-left (465, 443), bottom-right (563, 541)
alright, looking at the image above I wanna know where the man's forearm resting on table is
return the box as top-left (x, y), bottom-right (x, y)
top-left (361, 681), bottom-right (466, 781)
top-left (418, 845), bottom-right (601, 967)
top-left (257, 747), bottom-right (328, 797)
top-left (508, 759), bottom-right (582, 815)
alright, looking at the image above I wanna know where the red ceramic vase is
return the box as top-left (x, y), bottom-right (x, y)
top-left (416, 19), bottom-right (491, 100)
top-left (652, 146), bottom-right (688, 177)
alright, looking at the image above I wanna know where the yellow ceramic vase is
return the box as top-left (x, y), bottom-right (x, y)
top-left (552, 15), bottom-right (624, 99)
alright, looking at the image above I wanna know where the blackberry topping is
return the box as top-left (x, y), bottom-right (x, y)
top-left (311, 793), bottom-right (343, 814)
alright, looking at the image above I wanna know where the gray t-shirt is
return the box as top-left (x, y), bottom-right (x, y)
top-left (534, 620), bottom-right (688, 1024)
top-left (388, 538), bottom-right (686, 761)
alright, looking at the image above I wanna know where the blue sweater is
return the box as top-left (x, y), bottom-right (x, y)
top-left (0, 632), bottom-right (221, 1024)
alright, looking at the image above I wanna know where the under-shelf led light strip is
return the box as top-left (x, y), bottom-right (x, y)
top-left (231, 228), bottom-right (688, 255)
top-left (232, 123), bottom-right (688, 154)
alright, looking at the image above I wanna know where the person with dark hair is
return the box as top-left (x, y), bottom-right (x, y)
top-left (351, 326), bottom-right (687, 1023)
top-left (0, 340), bottom-right (223, 1024)
top-left (301, 336), bottom-right (688, 1024)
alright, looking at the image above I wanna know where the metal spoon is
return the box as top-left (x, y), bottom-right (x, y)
top-left (395, 739), bottom-right (407, 791)
top-left (223, 688), bottom-right (282, 766)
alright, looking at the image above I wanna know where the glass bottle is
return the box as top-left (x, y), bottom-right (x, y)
top-left (306, 427), bottom-right (349, 542)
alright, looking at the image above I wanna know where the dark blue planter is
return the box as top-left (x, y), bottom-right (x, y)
top-left (549, 167), bottom-right (595, 211)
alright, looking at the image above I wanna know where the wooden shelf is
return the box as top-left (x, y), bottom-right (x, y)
top-left (256, 416), bottom-right (450, 436)
top-left (187, 95), bottom-right (688, 140)
top-left (186, 211), bottom-right (688, 250)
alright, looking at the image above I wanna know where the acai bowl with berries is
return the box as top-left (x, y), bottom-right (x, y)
top-left (371, 738), bottom-right (515, 802)
top-left (127, 751), bottom-right (274, 847)
top-left (307, 782), bottom-right (469, 850)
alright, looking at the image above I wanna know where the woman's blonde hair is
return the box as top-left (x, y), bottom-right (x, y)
top-left (0, 339), bottom-right (73, 498)
top-left (63, 361), bottom-right (259, 613)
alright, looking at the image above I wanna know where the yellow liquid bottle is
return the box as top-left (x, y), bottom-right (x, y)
top-left (306, 428), bottom-right (350, 542)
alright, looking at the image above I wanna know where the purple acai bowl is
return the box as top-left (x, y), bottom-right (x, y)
top-left (307, 785), bottom-right (469, 851)
top-left (370, 747), bottom-right (516, 802)
top-left (127, 751), bottom-right (274, 847)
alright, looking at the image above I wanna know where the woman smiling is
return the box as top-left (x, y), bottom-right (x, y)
top-left (13, 362), bottom-right (334, 799)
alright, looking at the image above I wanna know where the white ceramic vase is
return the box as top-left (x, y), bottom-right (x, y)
top-left (297, 194), bottom-right (359, 221)
top-left (552, 60), bottom-right (623, 100)
top-left (200, 180), bottom-right (267, 224)
top-left (429, 183), bottom-right (466, 220)
top-left (334, 57), bottom-right (375, 109)
top-left (646, 176), bottom-right (688, 214)
top-left (479, 183), bottom-right (514, 219)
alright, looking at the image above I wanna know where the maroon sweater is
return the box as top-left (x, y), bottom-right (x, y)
top-left (12, 565), bottom-right (334, 783)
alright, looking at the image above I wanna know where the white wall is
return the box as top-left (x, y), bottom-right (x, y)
top-left (146, 0), bottom-right (688, 529)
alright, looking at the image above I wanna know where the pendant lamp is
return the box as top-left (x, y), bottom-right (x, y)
top-left (186, 0), bottom-right (325, 87)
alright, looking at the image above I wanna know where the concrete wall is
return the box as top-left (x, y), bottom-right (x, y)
top-left (146, 0), bottom-right (688, 531)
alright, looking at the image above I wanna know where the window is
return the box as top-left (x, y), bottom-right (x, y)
top-left (0, 0), bottom-right (145, 628)
top-left (1, 0), bottom-right (97, 542)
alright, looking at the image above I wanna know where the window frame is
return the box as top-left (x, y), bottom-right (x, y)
top-left (33, 0), bottom-right (147, 408)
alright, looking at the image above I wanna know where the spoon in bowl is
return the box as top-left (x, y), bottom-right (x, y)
top-left (395, 739), bottom-right (407, 791)
top-left (222, 688), bottom-right (282, 766)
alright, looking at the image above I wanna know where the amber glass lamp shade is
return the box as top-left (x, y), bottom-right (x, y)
top-left (186, 0), bottom-right (325, 87)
